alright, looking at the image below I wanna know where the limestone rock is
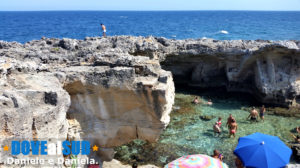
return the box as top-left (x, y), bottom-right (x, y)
top-left (1, 36), bottom-right (300, 166)
top-left (0, 36), bottom-right (176, 165)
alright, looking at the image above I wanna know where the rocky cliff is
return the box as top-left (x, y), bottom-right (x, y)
top-left (0, 37), bottom-right (175, 166)
top-left (0, 36), bottom-right (300, 166)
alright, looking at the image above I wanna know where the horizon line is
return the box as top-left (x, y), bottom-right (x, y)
top-left (1, 9), bottom-right (300, 12)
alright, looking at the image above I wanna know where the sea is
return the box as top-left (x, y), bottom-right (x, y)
top-left (0, 11), bottom-right (300, 43)
top-left (1, 11), bottom-right (300, 167)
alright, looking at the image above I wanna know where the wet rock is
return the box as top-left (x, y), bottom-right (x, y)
top-left (267, 107), bottom-right (300, 117)
top-left (200, 115), bottom-right (215, 121)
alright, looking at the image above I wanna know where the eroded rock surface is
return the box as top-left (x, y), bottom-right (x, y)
top-left (1, 36), bottom-right (300, 166)
top-left (0, 36), bottom-right (175, 165)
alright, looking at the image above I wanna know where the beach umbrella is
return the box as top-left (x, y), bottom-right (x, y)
top-left (164, 154), bottom-right (228, 168)
top-left (234, 132), bottom-right (292, 168)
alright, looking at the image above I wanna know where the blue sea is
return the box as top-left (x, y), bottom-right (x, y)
top-left (0, 11), bottom-right (300, 43)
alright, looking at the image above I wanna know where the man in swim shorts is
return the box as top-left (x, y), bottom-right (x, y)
top-left (101, 23), bottom-right (106, 37)
top-left (226, 114), bottom-right (235, 128)
top-left (247, 107), bottom-right (258, 122)
top-left (260, 105), bottom-right (266, 122)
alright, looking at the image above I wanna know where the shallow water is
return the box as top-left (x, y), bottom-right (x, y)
top-left (115, 89), bottom-right (300, 167)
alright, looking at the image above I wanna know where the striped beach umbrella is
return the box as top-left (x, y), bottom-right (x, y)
top-left (164, 154), bottom-right (228, 168)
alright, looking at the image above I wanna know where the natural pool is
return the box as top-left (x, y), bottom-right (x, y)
top-left (114, 88), bottom-right (300, 167)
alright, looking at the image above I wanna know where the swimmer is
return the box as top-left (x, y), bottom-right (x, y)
top-left (207, 99), bottom-right (213, 105)
top-left (192, 96), bottom-right (200, 104)
top-left (247, 107), bottom-right (258, 122)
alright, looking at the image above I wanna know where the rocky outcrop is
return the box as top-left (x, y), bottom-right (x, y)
top-left (156, 38), bottom-right (300, 106)
top-left (1, 36), bottom-right (300, 166)
top-left (0, 36), bottom-right (175, 166)
top-left (2, 36), bottom-right (299, 108)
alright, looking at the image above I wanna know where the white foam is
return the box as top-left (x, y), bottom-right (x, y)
top-left (219, 30), bottom-right (229, 34)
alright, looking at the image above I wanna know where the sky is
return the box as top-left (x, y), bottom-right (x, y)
top-left (0, 0), bottom-right (300, 11)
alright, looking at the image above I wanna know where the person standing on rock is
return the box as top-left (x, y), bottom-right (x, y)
top-left (101, 23), bottom-right (106, 37)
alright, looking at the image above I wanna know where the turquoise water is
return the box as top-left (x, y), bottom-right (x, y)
top-left (115, 90), bottom-right (300, 167)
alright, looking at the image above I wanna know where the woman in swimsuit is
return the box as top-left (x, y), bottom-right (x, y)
top-left (207, 99), bottom-right (213, 106)
top-left (216, 117), bottom-right (222, 127)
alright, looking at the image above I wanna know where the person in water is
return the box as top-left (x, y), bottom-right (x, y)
top-left (260, 105), bottom-right (266, 122)
top-left (247, 107), bottom-right (258, 122)
top-left (212, 149), bottom-right (223, 161)
top-left (206, 99), bottom-right (213, 105)
top-left (192, 96), bottom-right (200, 104)
top-left (101, 23), bottom-right (106, 37)
top-left (229, 119), bottom-right (238, 138)
top-left (213, 122), bottom-right (221, 136)
top-left (216, 117), bottom-right (222, 127)
top-left (226, 114), bottom-right (235, 128)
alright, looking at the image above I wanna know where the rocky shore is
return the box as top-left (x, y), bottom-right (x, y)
top-left (1, 36), bottom-right (300, 167)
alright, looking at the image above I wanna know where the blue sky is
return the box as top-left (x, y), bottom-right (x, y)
top-left (1, 0), bottom-right (300, 11)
